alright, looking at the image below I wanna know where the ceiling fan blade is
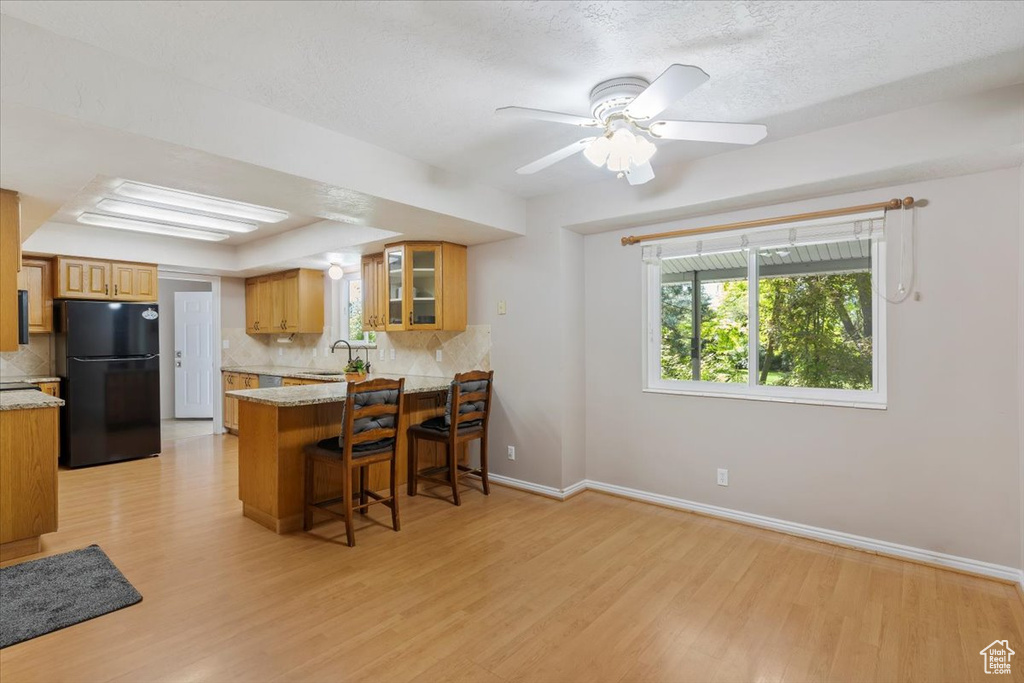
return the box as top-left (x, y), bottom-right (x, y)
top-left (624, 64), bottom-right (709, 121)
top-left (496, 106), bottom-right (601, 128)
top-left (648, 120), bottom-right (768, 145)
top-left (516, 138), bottom-right (596, 175)
top-left (625, 161), bottom-right (655, 186)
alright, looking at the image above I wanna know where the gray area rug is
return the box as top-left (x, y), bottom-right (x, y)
top-left (0, 545), bottom-right (142, 648)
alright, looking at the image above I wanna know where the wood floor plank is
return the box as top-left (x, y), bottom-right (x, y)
top-left (1, 432), bottom-right (1021, 683)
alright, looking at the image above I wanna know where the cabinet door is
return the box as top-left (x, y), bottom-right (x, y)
top-left (360, 257), bottom-right (375, 330)
top-left (37, 382), bottom-right (60, 397)
top-left (257, 278), bottom-right (274, 334)
top-left (222, 373), bottom-right (237, 429)
top-left (112, 263), bottom-right (135, 300)
top-left (376, 255), bottom-right (387, 331)
top-left (407, 244), bottom-right (442, 330)
top-left (17, 258), bottom-right (53, 333)
top-left (0, 190), bottom-right (20, 351)
top-left (56, 258), bottom-right (111, 299)
top-left (279, 271), bottom-right (300, 332)
top-left (384, 246), bottom-right (405, 330)
top-left (133, 264), bottom-right (158, 302)
top-left (245, 280), bottom-right (259, 333)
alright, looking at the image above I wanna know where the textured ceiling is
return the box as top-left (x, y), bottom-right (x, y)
top-left (2, 1), bottom-right (1023, 197)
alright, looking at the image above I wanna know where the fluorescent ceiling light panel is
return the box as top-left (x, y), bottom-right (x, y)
top-left (114, 181), bottom-right (289, 223)
top-left (96, 198), bottom-right (258, 233)
top-left (77, 213), bottom-right (229, 242)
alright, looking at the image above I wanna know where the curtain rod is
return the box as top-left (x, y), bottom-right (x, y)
top-left (620, 196), bottom-right (916, 246)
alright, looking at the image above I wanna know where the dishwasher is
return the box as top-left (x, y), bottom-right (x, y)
top-left (258, 374), bottom-right (283, 388)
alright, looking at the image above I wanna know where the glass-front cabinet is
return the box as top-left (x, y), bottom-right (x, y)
top-left (379, 241), bottom-right (465, 332)
top-left (386, 247), bottom-right (404, 328)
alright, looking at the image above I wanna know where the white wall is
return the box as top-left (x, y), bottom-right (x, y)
top-left (583, 169), bottom-right (1022, 568)
top-left (158, 278), bottom-right (212, 419)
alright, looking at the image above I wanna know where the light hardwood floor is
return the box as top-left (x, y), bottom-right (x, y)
top-left (1, 432), bottom-right (1022, 683)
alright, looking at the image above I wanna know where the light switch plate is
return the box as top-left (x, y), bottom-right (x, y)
top-left (222, 340), bottom-right (230, 349)
top-left (498, 300), bottom-right (507, 315)
top-left (435, 350), bottom-right (442, 362)
top-left (390, 348), bottom-right (396, 360)
top-left (379, 349), bottom-right (385, 361)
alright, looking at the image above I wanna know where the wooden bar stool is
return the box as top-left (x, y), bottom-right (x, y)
top-left (408, 371), bottom-right (493, 506)
top-left (303, 378), bottom-right (405, 546)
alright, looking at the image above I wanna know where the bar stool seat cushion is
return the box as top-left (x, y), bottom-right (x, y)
top-left (310, 435), bottom-right (395, 457)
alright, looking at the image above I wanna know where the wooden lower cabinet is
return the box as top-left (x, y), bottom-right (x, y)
top-left (223, 372), bottom-right (259, 432)
top-left (0, 406), bottom-right (59, 561)
top-left (36, 382), bottom-right (60, 398)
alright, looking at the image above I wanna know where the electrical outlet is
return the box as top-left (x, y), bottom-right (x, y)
top-left (312, 348), bottom-right (317, 357)
top-left (507, 445), bottom-right (515, 461)
top-left (498, 300), bottom-right (507, 315)
top-left (278, 348), bottom-right (283, 357)
top-left (435, 350), bottom-right (442, 362)
top-left (390, 348), bottom-right (396, 360)
top-left (717, 468), bottom-right (729, 486)
top-left (379, 348), bottom-right (385, 361)
top-left (222, 340), bottom-right (230, 349)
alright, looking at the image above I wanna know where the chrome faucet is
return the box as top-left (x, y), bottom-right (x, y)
top-left (330, 339), bottom-right (353, 363)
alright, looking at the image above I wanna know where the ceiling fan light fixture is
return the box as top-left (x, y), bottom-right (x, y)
top-left (583, 135), bottom-right (611, 167)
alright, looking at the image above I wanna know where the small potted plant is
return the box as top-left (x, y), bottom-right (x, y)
top-left (344, 358), bottom-right (368, 382)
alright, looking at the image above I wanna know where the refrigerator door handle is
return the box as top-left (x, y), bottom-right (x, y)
top-left (71, 354), bottom-right (159, 362)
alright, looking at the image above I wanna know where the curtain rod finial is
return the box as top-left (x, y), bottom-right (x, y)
top-left (622, 235), bottom-right (638, 246)
top-left (902, 196), bottom-right (915, 208)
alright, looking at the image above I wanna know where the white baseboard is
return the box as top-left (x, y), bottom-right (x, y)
top-left (488, 473), bottom-right (1024, 587)
top-left (488, 474), bottom-right (569, 500)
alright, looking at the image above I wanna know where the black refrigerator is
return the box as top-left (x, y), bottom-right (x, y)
top-left (56, 301), bottom-right (161, 468)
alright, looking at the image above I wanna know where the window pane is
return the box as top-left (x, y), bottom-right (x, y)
top-left (660, 250), bottom-right (748, 384)
top-left (348, 279), bottom-right (363, 340)
top-left (757, 239), bottom-right (873, 390)
top-left (660, 280), bottom-right (694, 381)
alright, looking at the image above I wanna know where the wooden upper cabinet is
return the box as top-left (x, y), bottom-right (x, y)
top-left (54, 257), bottom-right (158, 302)
top-left (245, 279), bottom-right (260, 333)
top-left (244, 269), bottom-right (323, 335)
top-left (1, 189), bottom-right (21, 351)
top-left (17, 257), bottom-right (53, 333)
top-left (55, 257), bottom-right (111, 299)
top-left (112, 263), bottom-right (135, 300)
top-left (379, 241), bottom-right (466, 332)
top-left (360, 253), bottom-right (386, 331)
top-left (131, 264), bottom-right (158, 302)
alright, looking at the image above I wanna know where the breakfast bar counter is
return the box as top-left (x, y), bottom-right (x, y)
top-left (228, 373), bottom-right (457, 533)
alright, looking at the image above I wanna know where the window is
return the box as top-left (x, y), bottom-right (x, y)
top-left (339, 274), bottom-right (375, 344)
top-left (645, 215), bottom-right (886, 407)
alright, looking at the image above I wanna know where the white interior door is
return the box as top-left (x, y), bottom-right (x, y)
top-left (174, 291), bottom-right (214, 418)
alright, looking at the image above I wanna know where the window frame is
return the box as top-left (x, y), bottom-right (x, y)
top-left (643, 239), bottom-right (887, 409)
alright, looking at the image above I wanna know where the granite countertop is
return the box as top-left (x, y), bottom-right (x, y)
top-left (0, 390), bottom-right (65, 411)
top-left (1, 376), bottom-right (61, 384)
top-left (221, 366), bottom-right (346, 382)
top-left (228, 373), bottom-right (452, 407)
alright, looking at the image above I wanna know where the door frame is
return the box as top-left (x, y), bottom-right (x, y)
top-left (158, 270), bottom-right (223, 433)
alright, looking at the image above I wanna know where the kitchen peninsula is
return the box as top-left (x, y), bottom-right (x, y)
top-left (228, 373), bottom-right (461, 533)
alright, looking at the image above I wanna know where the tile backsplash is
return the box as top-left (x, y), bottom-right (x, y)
top-left (0, 334), bottom-right (54, 378)
top-left (221, 325), bottom-right (491, 378)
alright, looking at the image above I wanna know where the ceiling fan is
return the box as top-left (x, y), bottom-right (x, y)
top-left (496, 65), bottom-right (768, 185)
